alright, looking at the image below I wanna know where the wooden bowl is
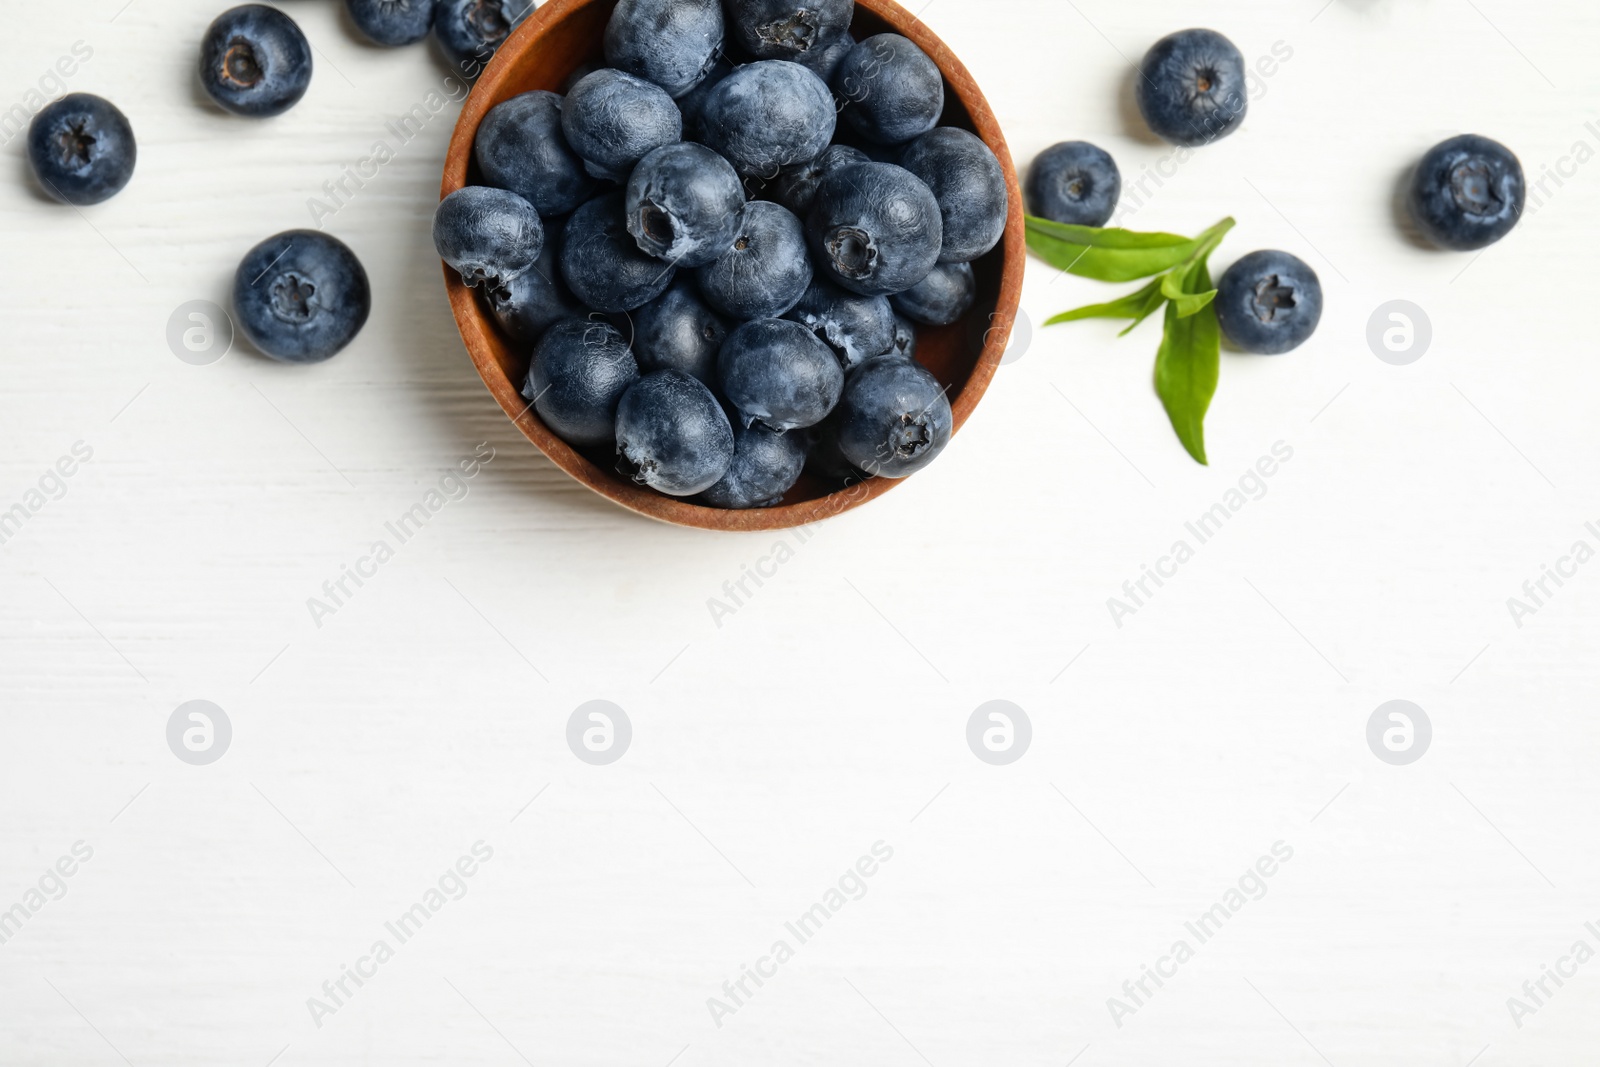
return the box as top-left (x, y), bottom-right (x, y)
top-left (441, 0), bottom-right (1024, 531)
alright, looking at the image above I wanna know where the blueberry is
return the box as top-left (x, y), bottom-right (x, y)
top-left (561, 192), bottom-right (677, 313)
top-left (696, 200), bottom-right (812, 319)
top-left (1136, 28), bottom-right (1247, 147)
top-left (433, 186), bottom-right (544, 293)
top-left (522, 318), bottom-right (640, 447)
top-left (26, 94), bottom-right (136, 206)
top-left (676, 56), bottom-right (733, 141)
top-left (604, 0), bottom-right (723, 99)
top-left (834, 34), bottom-right (944, 146)
top-left (724, 0), bottom-right (852, 61)
top-left (804, 416), bottom-right (870, 484)
top-left (199, 5), bottom-right (313, 118)
top-left (626, 143), bottom-right (746, 267)
top-left (561, 68), bottom-right (683, 182)
top-left (899, 127), bottom-right (1007, 263)
top-left (699, 422), bottom-right (808, 508)
top-left (233, 230), bottom-right (371, 363)
top-left (615, 370), bottom-right (734, 495)
top-left (1025, 141), bottom-right (1121, 227)
top-left (718, 318), bottom-right (844, 431)
top-left (475, 91), bottom-right (597, 217)
top-left (345, 0), bottom-right (436, 45)
top-left (634, 279), bottom-right (728, 385)
top-left (774, 144), bottom-right (869, 217)
top-left (807, 161), bottom-right (943, 297)
top-left (433, 0), bottom-right (534, 74)
top-left (786, 280), bottom-right (894, 369)
top-left (834, 355), bottom-right (951, 478)
top-left (1213, 250), bottom-right (1323, 356)
top-left (1408, 134), bottom-right (1525, 251)
top-left (794, 31), bottom-right (855, 84)
top-left (486, 234), bottom-right (584, 344)
top-left (890, 261), bottom-right (975, 327)
top-left (887, 314), bottom-right (916, 359)
top-left (698, 61), bottom-right (836, 177)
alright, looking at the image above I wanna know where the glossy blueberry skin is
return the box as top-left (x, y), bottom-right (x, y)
top-left (786, 280), bottom-right (894, 369)
top-left (900, 127), bottom-right (1007, 263)
top-left (1136, 28), bottom-right (1247, 147)
top-left (346, 0), bottom-right (436, 45)
top-left (634, 279), bottom-right (728, 385)
top-left (561, 192), bottom-right (677, 313)
top-left (475, 91), bottom-right (596, 217)
top-left (233, 230), bottom-right (370, 363)
top-left (807, 162), bottom-right (943, 297)
top-left (698, 61), bottom-right (836, 177)
top-left (561, 68), bottom-right (683, 182)
top-left (725, 0), bottom-right (853, 61)
top-left (699, 422), bottom-right (808, 508)
top-left (433, 186), bottom-right (544, 292)
top-left (774, 144), bottom-right (868, 217)
top-left (1408, 134), bottom-right (1525, 251)
top-left (834, 34), bottom-right (944, 146)
top-left (615, 370), bottom-right (734, 495)
top-left (199, 5), bottom-right (313, 118)
top-left (835, 355), bottom-right (952, 478)
top-left (522, 318), bottom-right (640, 447)
top-left (486, 234), bottom-right (584, 344)
top-left (1214, 250), bottom-right (1323, 356)
top-left (696, 200), bottom-right (812, 319)
top-left (433, 0), bottom-right (534, 73)
top-left (718, 318), bottom-right (844, 431)
top-left (626, 143), bottom-right (746, 267)
top-left (890, 261), bottom-right (975, 327)
top-left (26, 94), bottom-right (136, 206)
top-left (887, 314), bottom-right (916, 360)
top-left (604, 0), bottom-right (723, 99)
top-left (1026, 141), bottom-right (1121, 227)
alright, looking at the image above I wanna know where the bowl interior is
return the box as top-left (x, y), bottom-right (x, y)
top-left (442, 0), bottom-right (1023, 531)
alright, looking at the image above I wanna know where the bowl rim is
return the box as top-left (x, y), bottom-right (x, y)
top-left (440, 0), bottom-right (1025, 532)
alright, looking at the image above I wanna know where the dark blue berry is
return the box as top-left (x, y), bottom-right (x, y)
top-left (433, 186), bottom-right (545, 292)
top-left (887, 314), bottom-right (916, 359)
top-left (345, 0), bottom-right (436, 46)
top-left (433, 0), bottom-right (533, 74)
top-left (1408, 134), bottom-right (1525, 251)
top-left (805, 416), bottom-right (871, 484)
top-left (626, 143), bottom-right (746, 267)
top-left (834, 355), bottom-right (951, 477)
top-left (698, 61), bottom-right (836, 177)
top-left (794, 31), bottom-right (855, 84)
top-left (774, 144), bottom-right (868, 217)
top-left (834, 34), bottom-right (944, 146)
top-left (724, 0), bottom-right (852, 61)
top-left (233, 230), bottom-right (370, 363)
top-left (786, 280), bottom-right (894, 369)
top-left (1136, 28), bottom-right (1247, 147)
top-left (199, 5), bottom-right (313, 118)
top-left (561, 192), bottom-right (677, 313)
top-left (1214, 250), bottom-right (1322, 355)
top-left (523, 317), bottom-right (640, 447)
top-left (26, 94), bottom-right (136, 206)
top-left (696, 200), bottom-right (812, 319)
top-left (699, 422), bottom-right (808, 508)
top-left (475, 91), bottom-right (597, 217)
top-left (807, 161), bottom-right (942, 297)
top-left (604, 0), bottom-right (724, 99)
top-left (890, 261), bottom-right (975, 327)
top-left (561, 68), bottom-right (683, 182)
top-left (615, 370), bottom-right (734, 495)
top-left (899, 127), bottom-right (1007, 263)
top-left (1026, 141), bottom-right (1120, 227)
top-left (486, 234), bottom-right (583, 344)
top-left (676, 56), bottom-right (733, 142)
top-left (634, 279), bottom-right (728, 386)
top-left (718, 318), bottom-right (844, 431)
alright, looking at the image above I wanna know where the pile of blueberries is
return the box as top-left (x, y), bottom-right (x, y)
top-left (434, 0), bottom-right (1012, 508)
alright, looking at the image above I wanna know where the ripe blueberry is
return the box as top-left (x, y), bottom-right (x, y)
top-left (718, 318), bottom-right (844, 431)
top-left (634, 279), bottom-right (728, 386)
top-left (615, 370), bottom-right (735, 496)
top-left (233, 230), bottom-right (370, 363)
top-left (26, 94), bottom-right (136, 206)
top-left (1213, 250), bottom-right (1323, 355)
top-left (626, 143), bottom-right (746, 268)
top-left (890, 261), bottom-right (975, 327)
top-left (807, 161), bottom-right (943, 297)
top-left (561, 192), bottom-right (677, 313)
top-left (696, 200), bottom-right (812, 319)
top-left (475, 91), bottom-right (597, 217)
top-left (433, 0), bottom-right (534, 74)
top-left (1026, 141), bottom-right (1121, 227)
top-left (724, 0), bottom-right (853, 61)
top-left (834, 355), bottom-right (952, 477)
top-left (775, 144), bottom-right (869, 218)
top-left (1408, 134), bottom-right (1525, 251)
top-left (1136, 28), bottom-right (1247, 147)
top-left (486, 235), bottom-right (583, 344)
top-left (433, 185), bottom-right (544, 293)
top-left (698, 60), bottom-right (836, 177)
top-left (699, 422), bottom-right (808, 508)
top-left (523, 318), bottom-right (640, 447)
top-left (899, 127), bottom-right (1008, 263)
top-left (561, 68), bottom-right (683, 182)
top-left (604, 0), bottom-right (724, 99)
top-left (345, 0), bottom-right (437, 46)
top-left (786, 280), bottom-right (894, 369)
top-left (887, 314), bottom-right (917, 360)
top-left (199, 4), bottom-right (313, 118)
top-left (794, 31), bottom-right (855, 85)
top-left (676, 56), bottom-right (733, 142)
top-left (834, 34), bottom-right (944, 146)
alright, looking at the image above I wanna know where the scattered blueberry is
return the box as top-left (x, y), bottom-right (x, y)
top-left (1408, 134), bottom-right (1525, 251)
top-left (718, 318), bottom-right (845, 431)
top-left (725, 0), bottom-right (853, 61)
top-left (561, 68), bottom-right (683, 181)
top-left (626, 143), bottom-right (746, 267)
top-left (433, 0), bottom-right (534, 74)
top-left (1213, 250), bottom-right (1323, 355)
top-left (346, 0), bottom-right (437, 46)
top-left (475, 91), bottom-right (596, 217)
top-left (696, 200), bottom-right (812, 319)
top-left (523, 317), bottom-right (640, 447)
top-left (807, 161), bottom-right (943, 297)
top-left (899, 126), bottom-right (1008, 263)
top-left (1136, 28), bottom-right (1247, 147)
top-left (26, 94), bottom-right (136, 206)
top-left (634, 279), bottom-right (728, 385)
top-left (887, 314), bottom-right (917, 360)
top-left (698, 60), bottom-right (836, 177)
top-left (834, 355), bottom-right (952, 477)
top-left (615, 370), bottom-right (735, 495)
top-left (834, 34), bottom-right (944, 146)
top-left (890, 261), bottom-right (975, 327)
top-left (1026, 140), bottom-right (1121, 227)
top-left (786, 280), bottom-right (894, 369)
top-left (775, 144), bottom-right (869, 217)
top-left (199, 4), bottom-right (313, 118)
top-left (699, 422), bottom-right (809, 508)
top-left (486, 234), bottom-right (583, 344)
top-left (233, 230), bottom-right (371, 363)
top-left (433, 185), bottom-right (544, 292)
top-left (604, 0), bottom-right (724, 99)
top-left (561, 192), bottom-right (677, 313)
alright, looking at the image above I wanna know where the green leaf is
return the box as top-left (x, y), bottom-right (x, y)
top-left (1044, 278), bottom-right (1164, 326)
top-left (1170, 287), bottom-right (1217, 318)
top-left (1025, 216), bottom-right (1196, 250)
top-left (1153, 255), bottom-right (1221, 465)
top-left (1026, 218), bottom-right (1201, 283)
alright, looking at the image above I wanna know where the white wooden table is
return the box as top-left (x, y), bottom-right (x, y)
top-left (2, 0), bottom-right (1597, 1064)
